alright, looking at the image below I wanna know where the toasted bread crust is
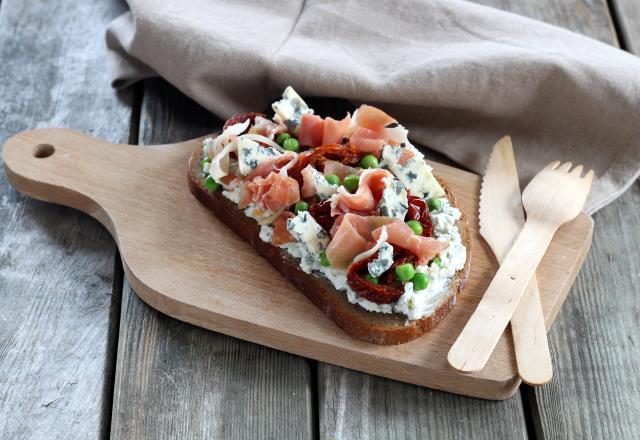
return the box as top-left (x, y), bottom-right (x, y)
top-left (188, 147), bottom-right (471, 344)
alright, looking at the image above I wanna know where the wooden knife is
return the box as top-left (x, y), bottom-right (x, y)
top-left (477, 136), bottom-right (553, 385)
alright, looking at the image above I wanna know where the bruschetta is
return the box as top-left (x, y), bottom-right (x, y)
top-left (188, 87), bottom-right (471, 344)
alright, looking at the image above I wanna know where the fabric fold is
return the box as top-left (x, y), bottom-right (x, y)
top-left (106, 0), bottom-right (640, 213)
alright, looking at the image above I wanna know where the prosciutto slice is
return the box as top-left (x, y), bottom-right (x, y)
top-left (239, 171), bottom-right (300, 213)
top-left (372, 222), bottom-right (447, 265)
top-left (325, 214), bottom-right (394, 269)
top-left (330, 168), bottom-right (390, 216)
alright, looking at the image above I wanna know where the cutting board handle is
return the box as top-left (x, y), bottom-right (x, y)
top-left (2, 128), bottom-right (138, 233)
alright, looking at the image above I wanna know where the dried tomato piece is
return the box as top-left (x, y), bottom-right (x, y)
top-left (308, 199), bottom-right (335, 233)
top-left (347, 256), bottom-right (404, 304)
top-left (309, 143), bottom-right (361, 166)
top-left (289, 143), bottom-right (361, 183)
top-left (223, 112), bottom-right (266, 131)
top-left (406, 195), bottom-right (433, 237)
top-left (380, 248), bottom-right (415, 285)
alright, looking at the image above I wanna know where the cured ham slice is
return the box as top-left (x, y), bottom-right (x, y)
top-left (349, 126), bottom-right (386, 156)
top-left (372, 221), bottom-right (447, 264)
top-left (272, 211), bottom-right (295, 245)
top-left (248, 115), bottom-right (281, 139)
top-left (300, 165), bottom-right (317, 198)
top-left (356, 105), bottom-right (397, 131)
top-left (346, 105), bottom-right (399, 156)
top-left (325, 214), bottom-right (395, 269)
top-left (322, 160), bottom-right (359, 180)
top-left (322, 115), bottom-right (351, 145)
top-left (239, 171), bottom-right (300, 213)
top-left (298, 114), bottom-right (325, 147)
top-left (330, 169), bottom-right (390, 216)
top-left (247, 154), bottom-right (295, 181)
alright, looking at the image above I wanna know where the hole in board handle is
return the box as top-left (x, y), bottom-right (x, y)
top-left (33, 144), bottom-right (55, 158)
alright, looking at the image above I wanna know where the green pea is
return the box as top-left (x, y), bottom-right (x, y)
top-left (413, 273), bottom-right (430, 291)
top-left (427, 198), bottom-right (442, 212)
top-left (395, 263), bottom-right (415, 282)
top-left (276, 133), bottom-right (292, 145)
top-left (294, 201), bottom-right (309, 214)
top-left (365, 274), bottom-right (379, 285)
top-left (325, 174), bottom-right (340, 186)
top-left (282, 137), bottom-right (300, 152)
top-left (343, 174), bottom-right (360, 193)
top-left (406, 220), bottom-right (423, 236)
top-left (431, 256), bottom-right (443, 268)
top-left (320, 251), bottom-right (331, 267)
top-left (359, 154), bottom-right (379, 169)
top-left (200, 158), bottom-right (211, 170)
top-left (204, 175), bottom-right (219, 192)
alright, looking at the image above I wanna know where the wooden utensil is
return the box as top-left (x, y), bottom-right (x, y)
top-left (449, 160), bottom-right (594, 373)
top-left (2, 128), bottom-right (594, 399)
top-left (479, 137), bottom-right (552, 385)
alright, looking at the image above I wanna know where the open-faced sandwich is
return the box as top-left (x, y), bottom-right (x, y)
top-left (188, 87), bottom-right (470, 344)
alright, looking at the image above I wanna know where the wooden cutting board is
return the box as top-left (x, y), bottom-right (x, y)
top-left (2, 128), bottom-right (593, 400)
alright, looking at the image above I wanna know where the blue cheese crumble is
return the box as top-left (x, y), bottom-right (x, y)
top-left (272, 86), bottom-right (314, 133)
top-left (367, 242), bottom-right (393, 277)
top-left (286, 211), bottom-right (330, 273)
top-left (237, 137), bottom-right (280, 176)
top-left (377, 176), bottom-right (408, 220)
top-left (307, 166), bottom-right (339, 199)
top-left (380, 145), bottom-right (445, 199)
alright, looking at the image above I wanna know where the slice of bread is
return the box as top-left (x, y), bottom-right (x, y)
top-left (188, 146), bottom-right (471, 345)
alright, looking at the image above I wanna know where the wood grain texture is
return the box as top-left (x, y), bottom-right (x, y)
top-left (2, 124), bottom-right (593, 399)
top-left (110, 80), bottom-right (315, 440)
top-left (611, 0), bottom-right (640, 53)
top-left (527, 182), bottom-right (640, 439)
top-left (0, 0), bottom-right (132, 438)
top-left (316, 0), bottom-right (620, 437)
top-left (475, 1), bottom-right (640, 439)
top-left (319, 366), bottom-right (528, 440)
top-left (450, 162), bottom-right (593, 373)
top-left (480, 137), bottom-right (551, 385)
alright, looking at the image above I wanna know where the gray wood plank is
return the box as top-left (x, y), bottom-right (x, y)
top-left (526, 183), bottom-right (640, 439)
top-left (471, 2), bottom-right (640, 439)
top-left (320, 367), bottom-right (528, 440)
top-left (318, 1), bottom-right (625, 439)
top-left (477, 2), bottom-right (640, 439)
top-left (612, 0), bottom-right (640, 54)
top-left (110, 79), bottom-right (314, 440)
top-left (307, 96), bottom-right (528, 440)
top-left (0, 0), bottom-right (133, 439)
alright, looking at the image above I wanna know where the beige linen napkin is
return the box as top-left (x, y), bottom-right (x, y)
top-left (106, 0), bottom-right (640, 213)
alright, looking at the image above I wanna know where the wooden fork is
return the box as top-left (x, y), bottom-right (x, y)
top-left (448, 161), bottom-right (594, 373)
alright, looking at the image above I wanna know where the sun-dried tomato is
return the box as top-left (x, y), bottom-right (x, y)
top-left (380, 248), bottom-right (415, 285)
top-left (347, 255), bottom-right (405, 304)
top-left (289, 143), bottom-right (361, 183)
top-left (222, 112), bottom-right (266, 131)
top-left (308, 199), bottom-right (335, 233)
top-left (406, 194), bottom-right (433, 237)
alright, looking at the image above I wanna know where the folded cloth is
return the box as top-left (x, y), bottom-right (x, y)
top-left (106, 0), bottom-right (640, 213)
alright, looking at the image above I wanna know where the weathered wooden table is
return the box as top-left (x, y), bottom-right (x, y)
top-left (1, 1), bottom-right (639, 439)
